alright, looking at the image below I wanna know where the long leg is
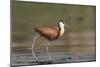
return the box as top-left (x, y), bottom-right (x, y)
top-left (46, 44), bottom-right (52, 61)
top-left (32, 35), bottom-right (40, 61)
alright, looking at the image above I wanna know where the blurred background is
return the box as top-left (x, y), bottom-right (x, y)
top-left (11, 1), bottom-right (96, 66)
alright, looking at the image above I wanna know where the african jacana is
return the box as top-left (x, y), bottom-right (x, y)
top-left (32, 20), bottom-right (69, 61)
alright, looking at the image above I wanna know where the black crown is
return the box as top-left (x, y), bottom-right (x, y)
top-left (59, 20), bottom-right (63, 22)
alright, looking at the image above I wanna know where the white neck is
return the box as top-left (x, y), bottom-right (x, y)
top-left (59, 23), bottom-right (65, 36)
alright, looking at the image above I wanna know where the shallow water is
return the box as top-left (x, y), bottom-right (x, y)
top-left (11, 49), bottom-right (96, 67)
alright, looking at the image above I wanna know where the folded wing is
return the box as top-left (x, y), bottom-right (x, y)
top-left (34, 26), bottom-right (60, 41)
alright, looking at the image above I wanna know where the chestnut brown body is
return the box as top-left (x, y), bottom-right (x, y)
top-left (34, 26), bottom-right (60, 41)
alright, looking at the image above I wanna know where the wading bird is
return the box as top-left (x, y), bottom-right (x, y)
top-left (32, 20), bottom-right (69, 61)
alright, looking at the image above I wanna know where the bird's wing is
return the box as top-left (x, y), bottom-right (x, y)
top-left (35, 26), bottom-right (59, 40)
top-left (39, 27), bottom-right (58, 36)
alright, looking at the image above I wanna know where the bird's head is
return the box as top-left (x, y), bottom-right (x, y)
top-left (59, 20), bottom-right (69, 28)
